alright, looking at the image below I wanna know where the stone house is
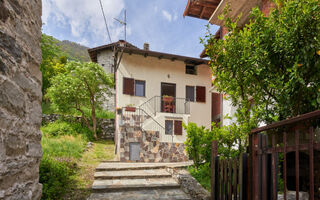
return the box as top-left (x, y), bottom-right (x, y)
top-left (88, 41), bottom-right (218, 162)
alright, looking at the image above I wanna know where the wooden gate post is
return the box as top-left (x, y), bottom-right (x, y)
top-left (211, 141), bottom-right (218, 200)
top-left (239, 153), bottom-right (248, 200)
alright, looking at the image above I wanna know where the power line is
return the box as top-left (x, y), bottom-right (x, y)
top-left (98, 0), bottom-right (112, 43)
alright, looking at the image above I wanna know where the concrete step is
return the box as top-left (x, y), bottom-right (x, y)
top-left (96, 162), bottom-right (192, 171)
top-left (92, 177), bottom-right (180, 192)
top-left (94, 168), bottom-right (171, 179)
top-left (89, 188), bottom-right (191, 200)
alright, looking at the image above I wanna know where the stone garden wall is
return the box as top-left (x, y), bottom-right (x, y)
top-left (42, 114), bottom-right (115, 139)
top-left (119, 124), bottom-right (188, 162)
top-left (0, 0), bottom-right (43, 199)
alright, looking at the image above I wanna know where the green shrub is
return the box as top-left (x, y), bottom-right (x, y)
top-left (188, 163), bottom-right (211, 191)
top-left (183, 123), bottom-right (207, 167)
top-left (41, 120), bottom-right (93, 141)
top-left (184, 122), bottom-right (247, 168)
top-left (40, 155), bottom-right (75, 200)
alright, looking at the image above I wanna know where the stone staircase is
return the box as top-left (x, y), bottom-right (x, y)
top-left (88, 162), bottom-right (192, 200)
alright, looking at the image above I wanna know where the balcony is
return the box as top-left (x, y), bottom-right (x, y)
top-left (139, 96), bottom-right (191, 116)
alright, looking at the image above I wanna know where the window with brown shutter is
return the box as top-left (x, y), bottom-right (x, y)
top-left (123, 77), bottom-right (134, 95)
top-left (174, 120), bottom-right (182, 135)
top-left (196, 86), bottom-right (206, 102)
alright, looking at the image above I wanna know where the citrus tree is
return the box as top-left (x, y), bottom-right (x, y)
top-left (46, 61), bottom-right (114, 139)
top-left (203, 0), bottom-right (320, 123)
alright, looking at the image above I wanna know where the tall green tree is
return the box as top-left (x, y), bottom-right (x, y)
top-left (40, 34), bottom-right (67, 96)
top-left (46, 62), bottom-right (114, 139)
top-left (203, 0), bottom-right (320, 123)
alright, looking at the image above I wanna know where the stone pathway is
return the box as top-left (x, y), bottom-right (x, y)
top-left (88, 162), bottom-right (193, 200)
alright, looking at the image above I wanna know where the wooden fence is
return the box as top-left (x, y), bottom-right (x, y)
top-left (211, 110), bottom-right (320, 200)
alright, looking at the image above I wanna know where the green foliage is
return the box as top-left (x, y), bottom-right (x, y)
top-left (40, 155), bottom-right (76, 200)
top-left (188, 163), bottom-right (211, 191)
top-left (184, 115), bottom-right (258, 167)
top-left (203, 0), bottom-right (320, 123)
top-left (46, 61), bottom-right (114, 139)
top-left (183, 123), bottom-right (206, 167)
top-left (42, 102), bottom-right (115, 120)
top-left (42, 135), bottom-right (87, 159)
top-left (40, 34), bottom-right (67, 96)
top-left (41, 120), bottom-right (93, 141)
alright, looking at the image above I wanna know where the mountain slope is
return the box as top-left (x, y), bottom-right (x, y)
top-left (57, 40), bottom-right (91, 62)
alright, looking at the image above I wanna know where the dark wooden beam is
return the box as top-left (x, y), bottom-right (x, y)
top-left (251, 110), bottom-right (320, 134)
top-left (183, 0), bottom-right (192, 17)
top-left (193, 0), bottom-right (219, 9)
top-left (199, 6), bottom-right (206, 19)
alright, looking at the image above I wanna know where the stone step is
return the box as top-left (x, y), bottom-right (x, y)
top-left (89, 188), bottom-right (191, 200)
top-left (92, 177), bottom-right (180, 192)
top-left (94, 168), bottom-right (171, 179)
top-left (96, 162), bottom-right (192, 171)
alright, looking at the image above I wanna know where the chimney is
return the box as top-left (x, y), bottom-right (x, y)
top-left (143, 43), bottom-right (149, 51)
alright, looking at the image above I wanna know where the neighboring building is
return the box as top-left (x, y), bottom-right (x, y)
top-left (88, 41), bottom-right (212, 162)
top-left (183, 0), bottom-right (275, 126)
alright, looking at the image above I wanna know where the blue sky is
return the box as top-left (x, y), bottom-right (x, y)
top-left (42, 0), bottom-right (219, 58)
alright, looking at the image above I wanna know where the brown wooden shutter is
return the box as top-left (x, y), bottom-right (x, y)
top-left (123, 77), bottom-right (134, 95)
top-left (174, 120), bottom-right (182, 135)
top-left (196, 86), bottom-right (206, 102)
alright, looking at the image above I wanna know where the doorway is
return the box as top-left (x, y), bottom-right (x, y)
top-left (161, 83), bottom-right (176, 113)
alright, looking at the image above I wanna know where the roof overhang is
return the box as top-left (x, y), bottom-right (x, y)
top-left (121, 47), bottom-right (209, 65)
top-left (88, 44), bottom-right (209, 65)
top-left (209, 0), bottom-right (261, 26)
top-left (184, 0), bottom-right (221, 20)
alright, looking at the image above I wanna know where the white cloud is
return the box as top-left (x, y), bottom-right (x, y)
top-left (42, 0), bottom-right (126, 44)
top-left (161, 10), bottom-right (172, 22)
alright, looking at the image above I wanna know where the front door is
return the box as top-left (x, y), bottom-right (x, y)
top-left (129, 142), bottom-right (140, 161)
top-left (161, 83), bottom-right (176, 113)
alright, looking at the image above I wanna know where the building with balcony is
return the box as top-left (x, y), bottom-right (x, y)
top-left (88, 41), bottom-right (212, 162)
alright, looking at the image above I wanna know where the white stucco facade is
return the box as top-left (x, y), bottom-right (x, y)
top-left (97, 49), bottom-right (212, 144)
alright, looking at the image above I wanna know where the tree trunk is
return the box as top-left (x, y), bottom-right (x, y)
top-left (92, 104), bottom-right (97, 140)
top-left (76, 107), bottom-right (93, 132)
top-left (91, 95), bottom-right (97, 140)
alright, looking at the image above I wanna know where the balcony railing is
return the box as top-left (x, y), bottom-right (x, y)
top-left (139, 96), bottom-right (190, 116)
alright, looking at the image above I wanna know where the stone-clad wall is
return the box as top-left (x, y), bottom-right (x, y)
top-left (119, 125), bottom-right (188, 162)
top-left (0, 0), bottom-right (42, 199)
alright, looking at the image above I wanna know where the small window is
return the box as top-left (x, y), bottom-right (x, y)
top-left (186, 65), bottom-right (197, 75)
top-left (186, 86), bottom-right (195, 102)
top-left (165, 120), bottom-right (173, 135)
top-left (135, 80), bottom-right (145, 97)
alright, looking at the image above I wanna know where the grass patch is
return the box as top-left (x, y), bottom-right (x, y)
top-left (63, 140), bottom-right (115, 199)
top-left (41, 120), bottom-right (93, 141)
top-left (188, 163), bottom-right (211, 191)
top-left (40, 120), bottom-right (115, 200)
top-left (42, 135), bottom-right (86, 159)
